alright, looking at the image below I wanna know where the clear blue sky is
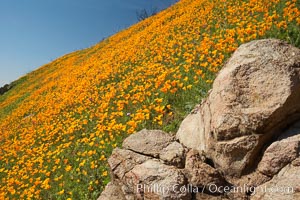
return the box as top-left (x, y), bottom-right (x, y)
top-left (0, 0), bottom-right (177, 87)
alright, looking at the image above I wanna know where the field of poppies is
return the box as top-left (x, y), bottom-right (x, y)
top-left (0, 0), bottom-right (299, 199)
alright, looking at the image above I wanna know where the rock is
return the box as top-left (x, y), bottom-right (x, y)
top-left (258, 129), bottom-right (299, 177)
top-left (176, 108), bottom-right (204, 151)
top-left (227, 171), bottom-right (271, 192)
top-left (97, 182), bottom-right (126, 200)
top-left (184, 149), bottom-right (226, 188)
top-left (123, 129), bottom-right (175, 158)
top-left (107, 131), bottom-right (190, 200)
top-left (225, 120), bottom-right (300, 199)
top-left (292, 157), bottom-right (300, 166)
top-left (225, 192), bottom-right (249, 200)
top-left (251, 164), bottom-right (300, 200)
top-left (159, 141), bottom-right (186, 168)
top-left (124, 159), bottom-right (191, 199)
top-left (177, 39), bottom-right (300, 177)
top-left (213, 134), bottom-right (259, 176)
top-left (108, 148), bottom-right (150, 180)
top-left (196, 192), bottom-right (228, 200)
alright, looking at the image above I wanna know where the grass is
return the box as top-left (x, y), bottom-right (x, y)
top-left (0, 0), bottom-right (299, 199)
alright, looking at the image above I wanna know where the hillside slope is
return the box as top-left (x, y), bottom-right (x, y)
top-left (0, 0), bottom-right (299, 199)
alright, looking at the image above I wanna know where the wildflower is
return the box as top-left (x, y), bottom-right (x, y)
top-left (65, 165), bottom-right (72, 172)
top-left (102, 171), bottom-right (108, 177)
top-left (57, 189), bottom-right (64, 195)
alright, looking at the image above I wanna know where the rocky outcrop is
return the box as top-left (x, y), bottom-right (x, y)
top-left (106, 129), bottom-right (191, 200)
top-left (177, 39), bottom-right (300, 177)
top-left (98, 39), bottom-right (300, 200)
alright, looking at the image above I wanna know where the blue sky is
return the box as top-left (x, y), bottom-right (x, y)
top-left (0, 0), bottom-right (177, 87)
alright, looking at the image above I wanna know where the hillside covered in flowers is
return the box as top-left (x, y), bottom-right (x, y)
top-left (0, 0), bottom-right (299, 199)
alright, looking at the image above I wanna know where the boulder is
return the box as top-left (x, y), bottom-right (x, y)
top-left (108, 148), bottom-right (150, 180)
top-left (105, 129), bottom-right (191, 200)
top-left (224, 119), bottom-right (300, 197)
top-left (176, 108), bottom-right (204, 150)
top-left (258, 129), bottom-right (299, 177)
top-left (123, 129), bottom-right (175, 158)
top-left (196, 193), bottom-right (228, 200)
top-left (184, 149), bottom-right (226, 188)
top-left (177, 39), bottom-right (300, 177)
top-left (251, 162), bottom-right (300, 200)
top-left (124, 159), bottom-right (191, 199)
top-left (97, 182), bottom-right (126, 200)
top-left (159, 141), bottom-right (186, 168)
